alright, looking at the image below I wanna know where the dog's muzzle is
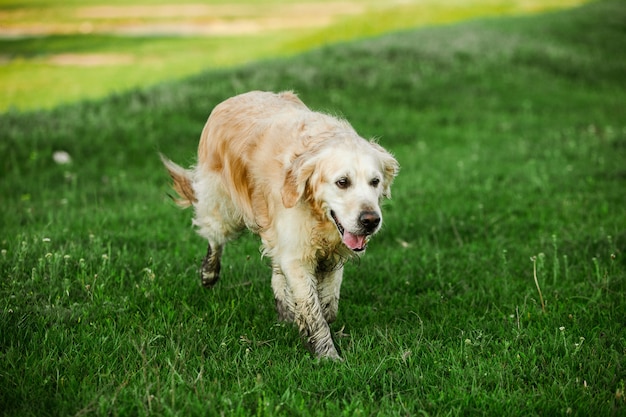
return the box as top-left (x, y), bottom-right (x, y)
top-left (331, 210), bottom-right (378, 252)
top-left (358, 210), bottom-right (380, 234)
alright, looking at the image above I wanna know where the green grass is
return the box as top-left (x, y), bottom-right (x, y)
top-left (0, 0), bottom-right (587, 112)
top-left (1, 0), bottom-right (625, 415)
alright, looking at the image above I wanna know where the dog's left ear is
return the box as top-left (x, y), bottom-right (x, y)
top-left (370, 141), bottom-right (399, 199)
top-left (282, 152), bottom-right (317, 208)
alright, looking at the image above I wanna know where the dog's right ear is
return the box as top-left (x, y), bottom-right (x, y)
top-left (281, 153), bottom-right (317, 208)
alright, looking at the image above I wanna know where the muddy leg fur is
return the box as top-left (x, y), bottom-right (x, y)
top-left (272, 263), bottom-right (295, 322)
top-left (280, 260), bottom-right (341, 360)
top-left (296, 295), bottom-right (341, 360)
top-left (200, 242), bottom-right (223, 288)
top-left (317, 267), bottom-right (343, 324)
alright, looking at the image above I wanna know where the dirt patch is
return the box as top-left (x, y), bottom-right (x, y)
top-left (46, 53), bottom-right (134, 67)
top-left (0, 2), bottom-right (367, 37)
top-left (75, 3), bottom-right (365, 20)
top-left (0, 1), bottom-right (374, 66)
top-left (78, 2), bottom-right (366, 36)
top-left (107, 16), bottom-right (337, 37)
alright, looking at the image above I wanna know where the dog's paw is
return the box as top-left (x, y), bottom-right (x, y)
top-left (316, 346), bottom-right (343, 362)
top-left (200, 266), bottom-right (220, 288)
top-left (306, 338), bottom-right (342, 361)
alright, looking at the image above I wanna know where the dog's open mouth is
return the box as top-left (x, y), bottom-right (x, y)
top-left (331, 211), bottom-right (368, 252)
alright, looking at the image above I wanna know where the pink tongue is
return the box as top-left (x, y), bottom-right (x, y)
top-left (343, 231), bottom-right (367, 251)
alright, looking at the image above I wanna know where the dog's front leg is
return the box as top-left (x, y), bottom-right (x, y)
top-left (281, 259), bottom-right (341, 360)
top-left (317, 266), bottom-right (343, 324)
top-left (271, 263), bottom-right (295, 322)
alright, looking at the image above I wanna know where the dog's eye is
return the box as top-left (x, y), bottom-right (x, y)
top-left (370, 178), bottom-right (380, 187)
top-left (335, 177), bottom-right (351, 189)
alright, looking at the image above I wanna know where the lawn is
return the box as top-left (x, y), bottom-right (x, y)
top-left (1, 0), bottom-right (625, 416)
top-left (0, 0), bottom-right (587, 112)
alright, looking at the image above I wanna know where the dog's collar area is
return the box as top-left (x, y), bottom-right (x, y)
top-left (330, 210), bottom-right (368, 252)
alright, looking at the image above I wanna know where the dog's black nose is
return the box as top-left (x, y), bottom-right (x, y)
top-left (359, 211), bottom-right (380, 232)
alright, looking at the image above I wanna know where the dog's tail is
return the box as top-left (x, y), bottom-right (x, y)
top-left (159, 153), bottom-right (197, 208)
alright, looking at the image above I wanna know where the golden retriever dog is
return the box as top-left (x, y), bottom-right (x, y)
top-left (160, 91), bottom-right (398, 360)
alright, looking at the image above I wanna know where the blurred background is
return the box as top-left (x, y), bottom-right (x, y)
top-left (0, 0), bottom-right (586, 113)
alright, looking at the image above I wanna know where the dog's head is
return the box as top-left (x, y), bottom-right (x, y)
top-left (282, 134), bottom-right (399, 252)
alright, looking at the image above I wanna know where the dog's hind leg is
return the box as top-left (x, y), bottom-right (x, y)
top-left (200, 242), bottom-right (223, 287)
top-left (192, 171), bottom-right (243, 288)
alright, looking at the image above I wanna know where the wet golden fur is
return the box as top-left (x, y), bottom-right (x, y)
top-left (161, 91), bottom-right (398, 359)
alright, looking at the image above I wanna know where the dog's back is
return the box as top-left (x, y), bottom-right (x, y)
top-left (197, 91), bottom-right (308, 170)
top-left (195, 91), bottom-right (346, 231)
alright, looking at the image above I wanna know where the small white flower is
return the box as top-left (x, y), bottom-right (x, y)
top-left (559, 326), bottom-right (565, 331)
top-left (143, 268), bottom-right (155, 280)
top-left (53, 150), bottom-right (72, 165)
top-left (42, 238), bottom-right (51, 243)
